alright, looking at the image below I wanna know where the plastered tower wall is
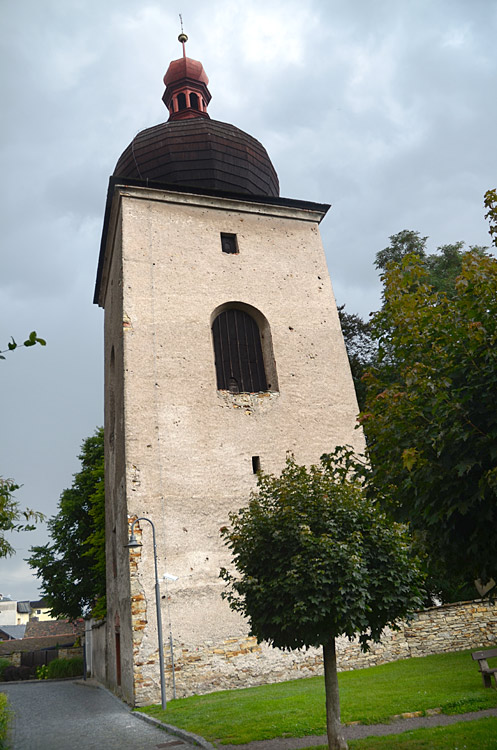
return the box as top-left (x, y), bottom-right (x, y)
top-left (97, 184), bottom-right (365, 705)
top-left (101, 213), bottom-right (136, 702)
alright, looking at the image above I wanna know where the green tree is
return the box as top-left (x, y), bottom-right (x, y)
top-left (360, 251), bottom-right (497, 601)
top-left (374, 229), bottom-right (428, 271)
top-left (27, 428), bottom-right (106, 620)
top-left (375, 230), bottom-right (488, 295)
top-left (337, 306), bottom-right (376, 412)
top-left (0, 478), bottom-right (44, 558)
top-left (340, 235), bottom-right (487, 411)
top-left (423, 242), bottom-right (488, 295)
top-left (220, 454), bottom-right (424, 750)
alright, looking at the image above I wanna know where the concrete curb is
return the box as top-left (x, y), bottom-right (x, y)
top-left (0, 675), bottom-right (82, 686)
top-left (134, 711), bottom-right (217, 750)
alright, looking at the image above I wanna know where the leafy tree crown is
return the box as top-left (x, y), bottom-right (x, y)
top-left (220, 454), bottom-right (424, 652)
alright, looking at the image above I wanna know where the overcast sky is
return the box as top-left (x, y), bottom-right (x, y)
top-left (1, 0), bottom-right (496, 601)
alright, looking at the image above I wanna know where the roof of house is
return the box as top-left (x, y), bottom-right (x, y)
top-left (0, 634), bottom-right (80, 655)
top-left (16, 601), bottom-right (31, 614)
top-left (24, 619), bottom-right (84, 639)
top-left (29, 599), bottom-right (48, 609)
top-left (0, 625), bottom-right (26, 640)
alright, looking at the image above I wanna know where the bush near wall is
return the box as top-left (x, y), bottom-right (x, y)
top-left (0, 693), bottom-right (9, 750)
top-left (43, 657), bottom-right (83, 680)
top-left (0, 660), bottom-right (9, 681)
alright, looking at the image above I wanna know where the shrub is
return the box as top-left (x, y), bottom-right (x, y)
top-left (46, 656), bottom-right (83, 679)
top-left (0, 693), bottom-right (9, 749)
top-left (0, 659), bottom-right (10, 681)
top-left (36, 664), bottom-right (48, 680)
top-left (2, 665), bottom-right (31, 681)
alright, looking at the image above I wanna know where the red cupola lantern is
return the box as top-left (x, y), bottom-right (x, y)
top-left (162, 33), bottom-right (211, 121)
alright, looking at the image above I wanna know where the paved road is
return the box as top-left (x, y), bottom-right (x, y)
top-left (0, 679), bottom-right (201, 750)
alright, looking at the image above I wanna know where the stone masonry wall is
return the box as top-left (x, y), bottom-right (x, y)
top-left (158, 599), bottom-right (497, 699)
top-left (337, 599), bottom-right (497, 671)
top-left (58, 647), bottom-right (84, 660)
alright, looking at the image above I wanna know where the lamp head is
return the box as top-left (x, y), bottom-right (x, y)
top-left (125, 532), bottom-right (142, 549)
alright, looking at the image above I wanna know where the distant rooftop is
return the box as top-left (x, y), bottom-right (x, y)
top-left (24, 619), bottom-right (84, 639)
top-left (29, 599), bottom-right (48, 609)
top-left (0, 624), bottom-right (26, 640)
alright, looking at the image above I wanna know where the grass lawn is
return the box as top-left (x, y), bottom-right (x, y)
top-left (138, 649), bottom-right (497, 745)
top-left (304, 717), bottom-right (497, 749)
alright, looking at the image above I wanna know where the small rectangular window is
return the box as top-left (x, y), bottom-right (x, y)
top-left (252, 456), bottom-right (261, 474)
top-left (221, 233), bottom-right (238, 254)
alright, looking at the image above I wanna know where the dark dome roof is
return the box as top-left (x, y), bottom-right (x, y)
top-left (113, 118), bottom-right (279, 198)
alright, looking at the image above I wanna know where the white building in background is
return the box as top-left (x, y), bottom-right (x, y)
top-left (0, 596), bottom-right (16, 627)
top-left (0, 595), bottom-right (53, 627)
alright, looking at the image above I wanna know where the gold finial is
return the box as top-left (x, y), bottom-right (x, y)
top-left (178, 14), bottom-right (188, 46)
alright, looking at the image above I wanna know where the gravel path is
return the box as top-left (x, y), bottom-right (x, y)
top-left (220, 706), bottom-right (497, 749)
top-left (0, 679), bottom-right (207, 750)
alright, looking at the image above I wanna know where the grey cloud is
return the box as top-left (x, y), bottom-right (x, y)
top-left (1, 0), bottom-right (496, 598)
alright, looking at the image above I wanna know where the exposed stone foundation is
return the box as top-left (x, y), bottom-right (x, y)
top-left (131, 599), bottom-right (497, 703)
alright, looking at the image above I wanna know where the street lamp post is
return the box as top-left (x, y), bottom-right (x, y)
top-left (125, 516), bottom-right (167, 709)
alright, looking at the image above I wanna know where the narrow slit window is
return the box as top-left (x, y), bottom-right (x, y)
top-left (252, 456), bottom-right (261, 474)
top-left (221, 233), bottom-right (238, 254)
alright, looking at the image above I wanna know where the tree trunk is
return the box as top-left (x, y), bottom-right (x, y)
top-left (323, 636), bottom-right (348, 750)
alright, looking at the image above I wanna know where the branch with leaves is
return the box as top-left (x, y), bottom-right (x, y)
top-left (484, 188), bottom-right (497, 248)
top-left (0, 331), bottom-right (46, 360)
top-left (0, 478), bottom-right (45, 558)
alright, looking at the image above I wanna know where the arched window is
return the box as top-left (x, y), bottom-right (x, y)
top-left (190, 92), bottom-right (199, 110)
top-left (212, 308), bottom-right (268, 393)
top-left (177, 92), bottom-right (187, 111)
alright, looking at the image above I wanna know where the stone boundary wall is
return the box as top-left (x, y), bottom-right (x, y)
top-left (168, 599), bottom-right (497, 698)
top-left (1, 651), bottom-right (21, 667)
top-left (337, 599), bottom-right (497, 671)
top-left (58, 646), bottom-right (83, 660)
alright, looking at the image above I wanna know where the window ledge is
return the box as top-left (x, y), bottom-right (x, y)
top-left (217, 390), bottom-right (280, 413)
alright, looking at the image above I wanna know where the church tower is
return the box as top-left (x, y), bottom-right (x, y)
top-left (94, 36), bottom-right (364, 706)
